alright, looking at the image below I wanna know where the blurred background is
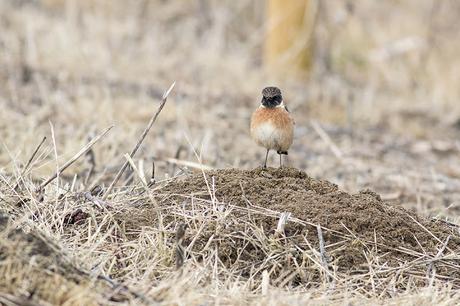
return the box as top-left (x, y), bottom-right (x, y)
top-left (1, 0), bottom-right (459, 218)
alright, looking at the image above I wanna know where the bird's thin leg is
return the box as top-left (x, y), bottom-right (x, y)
top-left (279, 153), bottom-right (282, 168)
top-left (264, 149), bottom-right (269, 168)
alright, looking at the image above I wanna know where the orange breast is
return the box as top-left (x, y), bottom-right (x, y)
top-left (250, 106), bottom-right (294, 151)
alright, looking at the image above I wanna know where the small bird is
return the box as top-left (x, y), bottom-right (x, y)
top-left (250, 86), bottom-right (294, 168)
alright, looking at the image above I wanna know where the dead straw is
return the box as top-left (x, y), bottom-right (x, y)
top-left (38, 126), bottom-right (113, 191)
top-left (102, 82), bottom-right (175, 200)
top-left (14, 136), bottom-right (47, 190)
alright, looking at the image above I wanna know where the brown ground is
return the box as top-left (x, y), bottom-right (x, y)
top-left (150, 167), bottom-right (460, 284)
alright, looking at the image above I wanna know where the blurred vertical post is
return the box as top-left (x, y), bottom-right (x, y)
top-left (264, 0), bottom-right (316, 79)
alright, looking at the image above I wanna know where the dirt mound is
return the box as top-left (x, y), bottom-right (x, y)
top-left (153, 167), bottom-right (460, 285)
top-left (160, 167), bottom-right (452, 249)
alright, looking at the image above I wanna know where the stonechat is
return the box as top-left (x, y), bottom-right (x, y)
top-left (250, 86), bottom-right (294, 168)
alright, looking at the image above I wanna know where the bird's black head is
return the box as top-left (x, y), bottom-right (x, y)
top-left (261, 86), bottom-right (283, 108)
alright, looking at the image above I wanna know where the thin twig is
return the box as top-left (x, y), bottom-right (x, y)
top-left (103, 82), bottom-right (175, 200)
top-left (124, 153), bottom-right (165, 233)
top-left (430, 217), bottom-right (460, 229)
top-left (261, 270), bottom-right (270, 295)
top-left (175, 223), bottom-right (188, 270)
top-left (427, 235), bottom-right (451, 286)
top-left (300, 235), bottom-right (338, 281)
top-left (38, 126), bottom-right (113, 191)
top-left (84, 133), bottom-right (97, 186)
top-left (316, 224), bottom-right (331, 282)
top-left (14, 136), bottom-right (47, 190)
top-left (275, 212), bottom-right (291, 237)
top-left (165, 157), bottom-right (213, 170)
top-left (148, 160), bottom-right (155, 187)
top-left (49, 121), bottom-right (59, 195)
top-left (82, 191), bottom-right (110, 209)
top-left (311, 120), bottom-right (343, 159)
top-left (124, 154), bottom-right (148, 186)
top-left (96, 274), bottom-right (157, 305)
top-left (406, 214), bottom-right (443, 245)
top-left (170, 144), bottom-right (185, 176)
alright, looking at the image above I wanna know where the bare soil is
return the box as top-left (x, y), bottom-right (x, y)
top-left (149, 167), bottom-right (460, 283)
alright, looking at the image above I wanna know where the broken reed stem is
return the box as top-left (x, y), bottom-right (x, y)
top-left (124, 153), bottom-right (165, 234)
top-left (149, 160), bottom-right (155, 186)
top-left (311, 120), bottom-right (343, 159)
top-left (96, 274), bottom-right (156, 305)
top-left (407, 213), bottom-right (444, 245)
top-left (38, 126), bottom-right (114, 191)
top-left (275, 212), bottom-right (291, 237)
top-left (175, 223), bottom-right (188, 270)
top-left (84, 134), bottom-right (97, 185)
top-left (427, 235), bottom-right (451, 286)
top-left (170, 144), bottom-right (185, 176)
top-left (261, 270), bottom-right (270, 295)
top-left (124, 154), bottom-right (148, 186)
top-left (49, 121), bottom-right (59, 193)
top-left (316, 224), bottom-right (331, 282)
top-left (14, 136), bottom-right (47, 190)
top-left (165, 157), bottom-right (213, 170)
top-left (102, 81), bottom-right (175, 200)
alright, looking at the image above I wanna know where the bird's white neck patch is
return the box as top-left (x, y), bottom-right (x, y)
top-left (260, 101), bottom-right (285, 108)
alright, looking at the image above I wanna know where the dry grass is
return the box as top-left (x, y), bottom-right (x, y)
top-left (1, 0), bottom-right (460, 305)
